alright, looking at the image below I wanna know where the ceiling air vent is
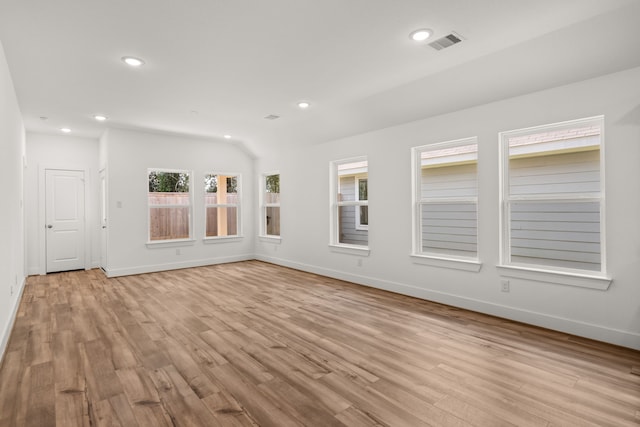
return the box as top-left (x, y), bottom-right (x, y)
top-left (429, 32), bottom-right (463, 50)
top-left (264, 114), bottom-right (280, 120)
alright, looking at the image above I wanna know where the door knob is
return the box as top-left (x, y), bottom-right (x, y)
top-left (47, 224), bottom-right (53, 228)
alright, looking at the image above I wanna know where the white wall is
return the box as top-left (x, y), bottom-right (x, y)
top-left (25, 133), bottom-right (101, 274)
top-left (103, 128), bottom-right (255, 276)
top-left (255, 66), bottom-right (640, 350)
top-left (0, 41), bottom-right (26, 361)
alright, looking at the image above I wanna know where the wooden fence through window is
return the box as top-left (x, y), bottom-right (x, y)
top-left (149, 192), bottom-right (242, 240)
top-left (149, 192), bottom-right (190, 240)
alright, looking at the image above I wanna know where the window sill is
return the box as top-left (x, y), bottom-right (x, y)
top-left (329, 244), bottom-right (370, 257)
top-left (146, 239), bottom-right (196, 249)
top-left (258, 235), bottom-right (282, 243)
top-left (411, 254), bottom-right (482, 272)
top-left (497, 265), bottom-right (612, 290)
top-left (203, 236), bottom-right (243, 244)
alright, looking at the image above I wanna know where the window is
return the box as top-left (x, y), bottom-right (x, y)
top-left (204, 173), bottom-right (240, 238)
top-left (412, 138), bottom-right (478, 260)
top-left (148, 170), bottom-right (192, 241)
top-left (261, 173), bottom-right (280, 237)
top-left (331, 158), bottom-right (368, 248)
top-left (500, 116), bottom-right (605, 275)
top-left (356, 177), bottom-right (368, 230)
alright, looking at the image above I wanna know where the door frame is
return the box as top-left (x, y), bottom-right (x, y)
top-left (99, 168), bottom-right (108, 271)
top-left (38, 164), bottom-right (92, 275)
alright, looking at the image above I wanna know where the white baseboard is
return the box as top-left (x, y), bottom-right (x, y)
top-left (104, 254), bottom-right (255, 277)
top-left (0, 275), bottom-right (27, 366)
top-left (256, 254), bottom-right (640, 350)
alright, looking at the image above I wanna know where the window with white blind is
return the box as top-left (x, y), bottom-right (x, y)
top-left (412, 138), bottom-right (478, 262)
top-left (330, 158), bottom-right (369, 251)
top-left (500, 116), bottom-right (605, 275)
top-left (204, 173), bottom-right (241, 239)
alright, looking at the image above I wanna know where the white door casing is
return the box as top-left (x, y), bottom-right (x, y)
top-left (45, 169), bottom-right (86, 273)
top-left (100, 169), bottom-right (107, 270)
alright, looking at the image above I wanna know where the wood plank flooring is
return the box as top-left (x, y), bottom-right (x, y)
top-left (1, 260), bottom-right (639, 426)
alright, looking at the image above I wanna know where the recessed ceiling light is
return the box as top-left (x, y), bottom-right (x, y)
top-left (410, 28), bottom-right (433, 42)
top-left (297, 101), bottom-right (310, 109)
top-left (94, 115), bottom-right (108, 121)
top-left (60, 127), bottom-right (71, 133)
top-left (224, 134), bottom-right (231, 139)
top-left (121, 56), bottom-right (145, 67)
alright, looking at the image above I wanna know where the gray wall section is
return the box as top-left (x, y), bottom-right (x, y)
top-left (509, 149), bottom-right (601, 271)
top-left (421, 202), bottom-right (478, 257)
top-left (421, 163), bottom-right (478, 257)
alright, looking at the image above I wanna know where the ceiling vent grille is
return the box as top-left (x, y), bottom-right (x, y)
top-left (429, 32), bottom-right (463, 50)
top-left (264, 114), bottom-right (280, 120)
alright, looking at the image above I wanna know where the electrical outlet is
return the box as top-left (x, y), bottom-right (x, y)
top-left (501, 279), bottom-right (510, 292)
top-left (10, 285), bottom-right (13, 296)
top-left (176, 248), bottom-right (181, 255)
top-left (357, 258), bottom-right (363, 267)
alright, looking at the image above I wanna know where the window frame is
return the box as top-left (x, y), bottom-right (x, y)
top-left (203, 172), bottom-right (242, 241)
top-left (499, 115), bottom-right (610, 287)
top-left (355, 175), bottom-right (368, 231)
top-left (260, 171), bottom-right (281, 240)
top-left (147, 168), bottom-right (193, 245)
top-left (329, 156), bottom-right (370, 255)
top-left (411, 137), bottom-right (481, 271)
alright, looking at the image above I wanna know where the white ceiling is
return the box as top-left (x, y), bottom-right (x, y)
top-left (1, 0), bottom-right (639, 157)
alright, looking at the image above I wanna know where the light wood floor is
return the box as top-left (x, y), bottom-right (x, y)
top-left (1, 261), bottom-right (639, 426)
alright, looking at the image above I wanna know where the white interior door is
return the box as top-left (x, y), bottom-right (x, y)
top-left (46, 169), bottom-right (86, 273)
top-left (100, 169), bottom-right (107, 270)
